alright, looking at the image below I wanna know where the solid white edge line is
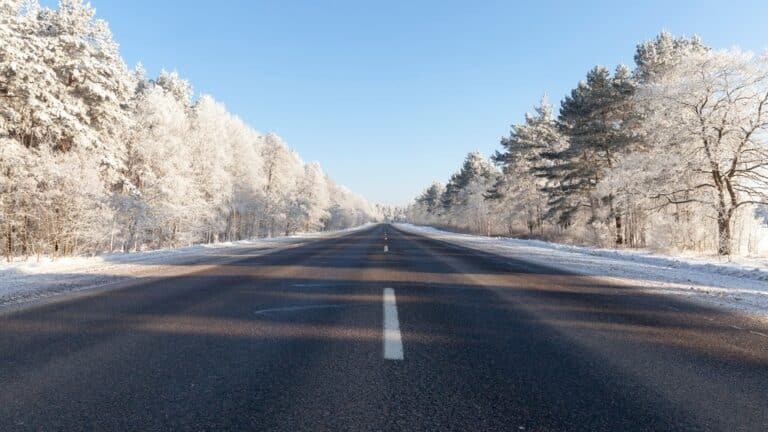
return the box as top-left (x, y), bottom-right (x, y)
top-left (383, 288), bottom-right (404, 360)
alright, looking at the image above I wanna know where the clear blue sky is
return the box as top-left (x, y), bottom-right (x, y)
top-left (43, 0), bottom-right (768, 205)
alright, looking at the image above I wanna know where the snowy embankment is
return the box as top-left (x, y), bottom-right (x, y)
top-left (0, 225), bottom-right (370, 310)
top-left (395, 223), bottom-right (768, 319)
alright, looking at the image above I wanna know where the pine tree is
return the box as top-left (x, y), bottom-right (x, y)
top-left (634, 30), bottom-right (709, 83)
top-left (416, 182), bottom-right (444, 216)
top-left (441, 152), bottom-right (494, 211)
top-left (543, 65), bottom-right (638, 245)
top-left (491, 97), bottom-right (565, 234)
top-left (437, 152), bottom-right (497, 231)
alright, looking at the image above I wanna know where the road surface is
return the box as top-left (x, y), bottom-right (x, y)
top-left (1, 224), bottom-right (767, 431)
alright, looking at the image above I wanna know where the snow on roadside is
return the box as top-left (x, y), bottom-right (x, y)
top-left (0, 224), bottom-right (371, 309)
top-left (395, 223), bottom-right (768, 319)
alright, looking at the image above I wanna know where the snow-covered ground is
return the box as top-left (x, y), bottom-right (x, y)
top-left (0, 225), bottom-right (371, 309)
top-left (395, 224), bottom-right (768, 320)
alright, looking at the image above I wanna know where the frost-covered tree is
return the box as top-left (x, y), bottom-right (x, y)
top-left (595, 32), bottom-right (712, 249)
top-left (408, 183), bottom-right (445, 227)
top-left (117, 80), bottom-right (201, 250)
top-left (417, 182), bottom-right (444, 215)
top-left (543, 65), bottom-right (638, 245)
top-left (441, 152), bottom-right (494, 211)
top-left (259, 133), bottom-right (305, 236)
top-left (225, 124), bottom-right (265, 241)
top-left (634, 30), bottom-right (709, 83)
top-left (1, 0), bottom-right (132, 257)
top-left (287, 163), bottom-right (330, 233)
top-left (455, 175), bottom-right (499, 235)
top-left (186, 96), bottom-right (238, 241)
top-left (154, 70), bottom-right (193, 107)
top-left (635, 49), bottom-right (768, 255)
top-left (491, 97), bottom-right (565, 235)
top-left (412, 152), bottom-right (498, 232)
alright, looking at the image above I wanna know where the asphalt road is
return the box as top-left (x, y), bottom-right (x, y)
top-left (1, 224), bottom-right (767, 431)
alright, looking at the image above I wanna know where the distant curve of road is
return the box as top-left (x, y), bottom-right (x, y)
top-left (0, 224), bottom-right (766, 431)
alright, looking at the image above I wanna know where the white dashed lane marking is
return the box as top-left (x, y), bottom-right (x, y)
top-left (383, 288), bottom-right (404, 360)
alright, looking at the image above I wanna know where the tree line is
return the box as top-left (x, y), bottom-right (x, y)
top-left (407, 31), bottom-right (768, 256)
top-left (0, 1), bottom-right (378, 260)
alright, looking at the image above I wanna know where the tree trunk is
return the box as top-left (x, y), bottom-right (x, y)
top-left (717, 209), bottom-right (732, 256)
top-left (5, 224), bottom-right (12, 262)
top-left (712, 172), bottom-right (733, 255)
top-left (608, 194), bottom-right (623, 247)
top-left (22, 216), bottom-right (29, 259)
